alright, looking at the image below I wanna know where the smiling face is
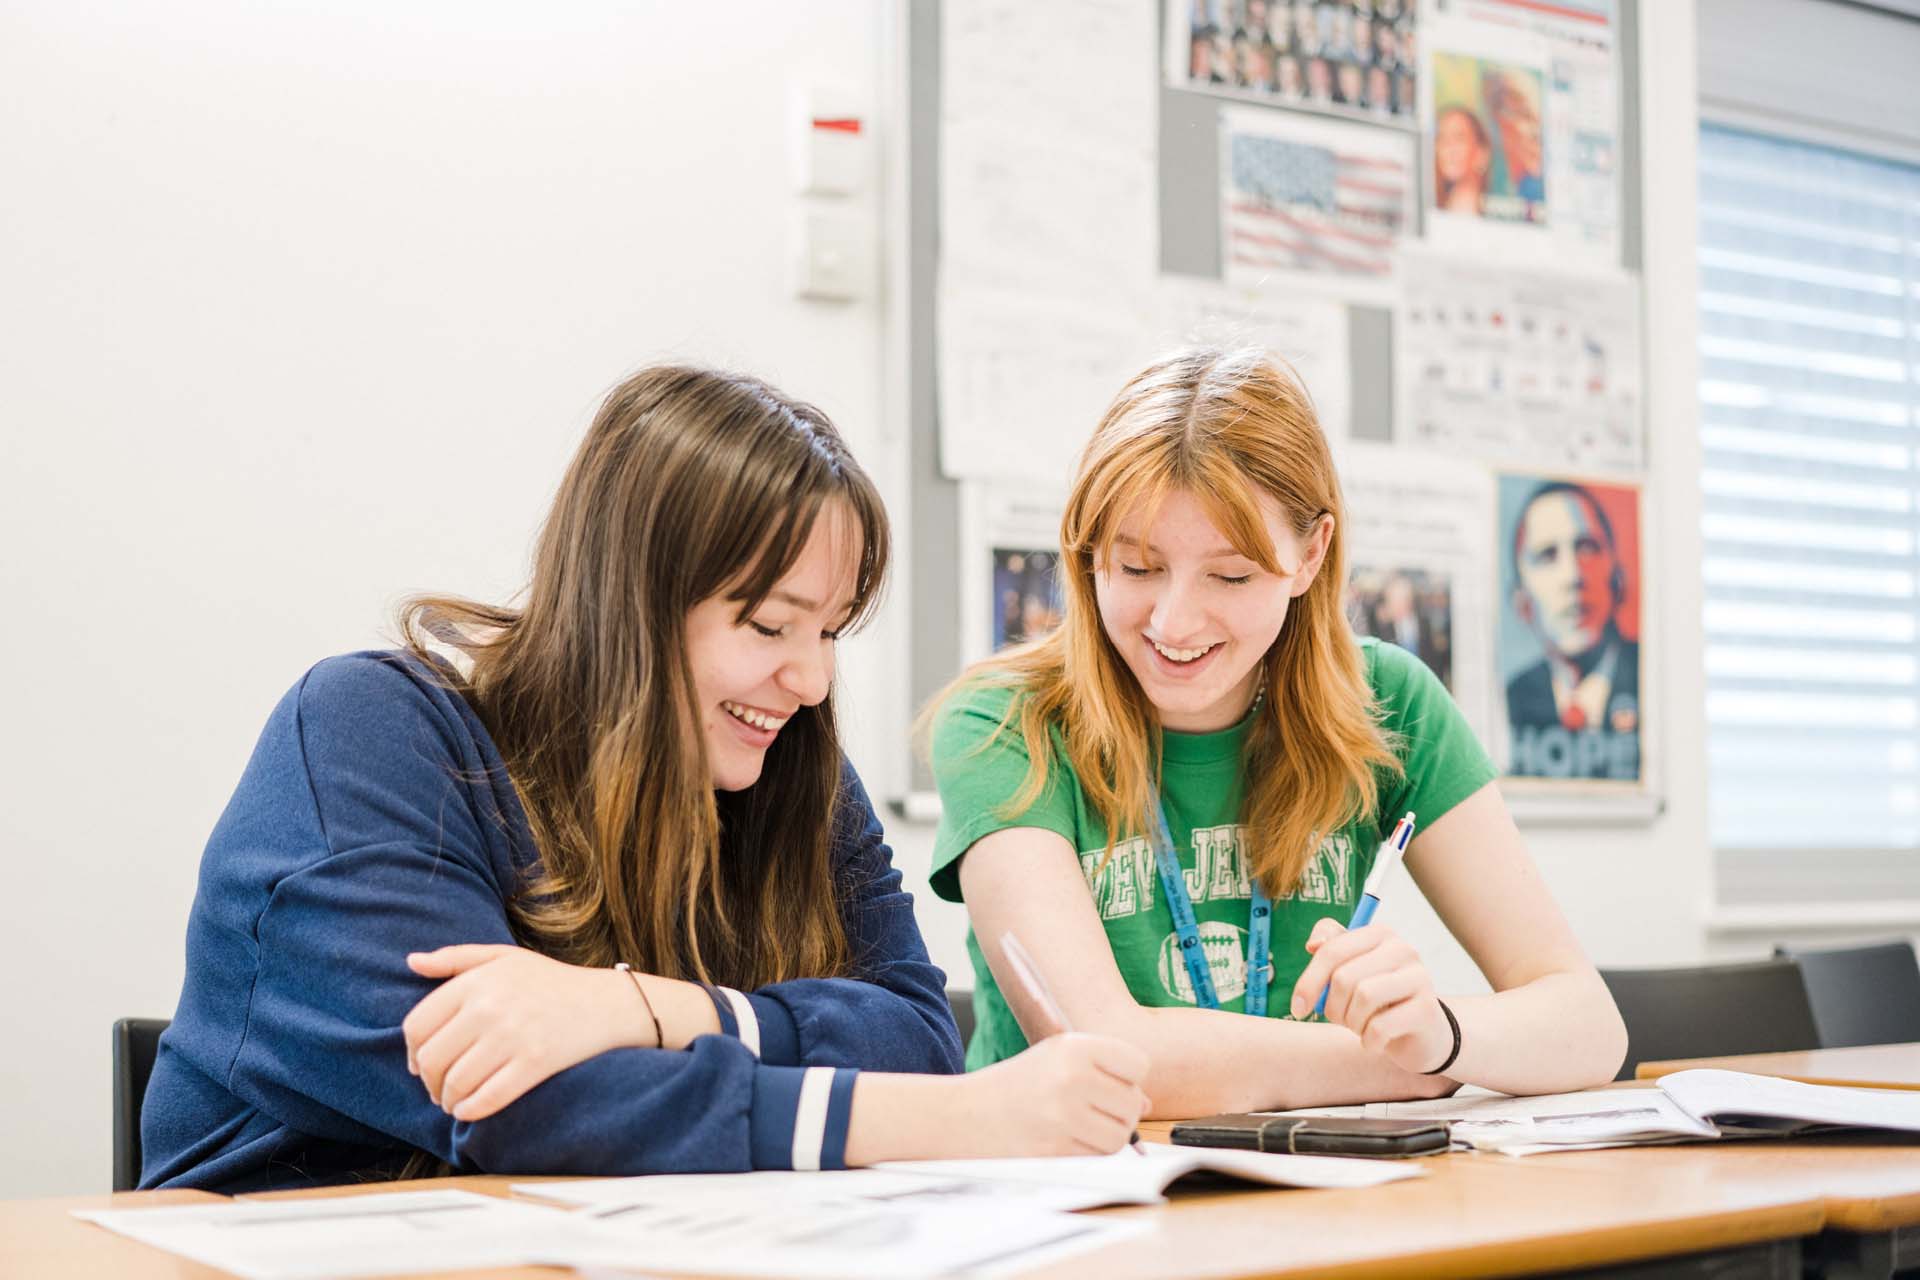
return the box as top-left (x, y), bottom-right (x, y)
top-left (1094, 487), bottom-right (1330, 732)
top-left (1435, 107), bottom-right (1489, 187)
top-left (1513, 490), bottom-right (1617, 660)
top-left (1491, 77), bottom-right (1542, 179)
top-left (685, 500), bottom-right (859, 791)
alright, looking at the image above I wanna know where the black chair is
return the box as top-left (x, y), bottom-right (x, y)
top-left (946, 988), bottom-right (975, 1053)
top-left (1599, 960), bottom-right (1820, 1081)
top-left (112, 1017), bottom-right (170, 1192)
top-left (1774, 940), bottom-right (1920, 1049)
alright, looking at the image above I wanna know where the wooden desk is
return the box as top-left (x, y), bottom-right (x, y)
top-left (1615, 1044), bottom-right (1920, 1277)
top-left (30, 1049), bottom-right (1920, 1278)
top-left (3, 1156), bottom-right (1830, 1280)
top-left (1637, 1042), bottom-right (1920, 1091)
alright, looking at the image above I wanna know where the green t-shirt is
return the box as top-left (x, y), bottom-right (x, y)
top-left (929, 637), bottom-right (1497, 1070)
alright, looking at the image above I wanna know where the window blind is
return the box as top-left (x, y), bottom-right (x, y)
top-left (1700, 122), bottom-right (1920, 900)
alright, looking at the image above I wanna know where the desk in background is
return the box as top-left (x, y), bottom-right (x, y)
top-left (1639, 1041), bottom-right (1920, 1092)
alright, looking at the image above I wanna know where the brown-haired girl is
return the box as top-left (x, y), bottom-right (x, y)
top-left (930, 348), bottom-right (1624, 1115)
top-left (142, 364), bottom-right (1147, 1192)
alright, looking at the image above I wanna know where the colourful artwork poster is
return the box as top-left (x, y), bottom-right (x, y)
top-left (1430, 50), bottom-right (1546, 225)
top-left (1496, 473), bottom-right (1642, 785)
top-left (1422, 0), bottom-right (1619, 268)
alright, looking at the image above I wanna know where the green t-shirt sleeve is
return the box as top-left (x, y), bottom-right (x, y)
top-left (1367, 639), bottom-right (1499, 842)
top-left (927, 681), bottom-right (1078, 903)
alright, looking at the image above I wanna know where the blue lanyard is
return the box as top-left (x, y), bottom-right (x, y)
top-left (1147, 788), bottom-right (1273, 1015)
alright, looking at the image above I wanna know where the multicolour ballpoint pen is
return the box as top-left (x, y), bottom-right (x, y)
top-left (1312, 811), bottom-right (1417, 1018)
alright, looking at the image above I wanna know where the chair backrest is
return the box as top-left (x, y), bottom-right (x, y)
top-left (112, 1017), bottom-right (170, 1192)
top-left (946, 988), bottom-right (975, 1054)
top-left (1774, 940), bottom-right (1920, 1049)
top-left (1599, 959), bottom-right (1819, 1081)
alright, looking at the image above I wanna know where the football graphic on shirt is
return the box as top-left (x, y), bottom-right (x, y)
top-left (1157, 921), bottom-right (1248, 1003)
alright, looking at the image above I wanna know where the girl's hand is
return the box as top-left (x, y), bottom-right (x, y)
top-left (1290, 920), bottom-right (1455, 1077)
top-left (402, 944), bottom-right (646, 1121)
top-left (957, 1032), bottom-right (1151, 1156)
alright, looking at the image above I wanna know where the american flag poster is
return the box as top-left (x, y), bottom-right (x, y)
top-left (1219, 105), bottom-right (1415, 304)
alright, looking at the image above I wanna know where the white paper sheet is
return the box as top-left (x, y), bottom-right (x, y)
top-left (1149, 276), bottom-right (1352, 442)
top-left (524, 1167), bottom-right (1106, 1213)
top-left (1220, 106), bottom-right (1417, 306)
top-left (938, 286), bottom-right (1159, 483)
top-left (74, 1191), bottom-right (579, 1280)
top-left (940, 279), bottom-right (1353, 484)
top-left (1395, 250), bottom-right (1643, 474)
top-left (1326, 1070), bottom-right (1920, 1155)
top-left (527, 1144), bottom-right (1419, 1228)
top-left (940, 0), bottom-right (1157, 299)
top-left (1660, 1069), bottom-right (1920, 1133)
top-left (1274, 1086), bottom-right (1717, 1156)
top-left (556, 1199), bottom-right (1144, 1280)
top-left (879, 1142), bottom-right (1424, 1203)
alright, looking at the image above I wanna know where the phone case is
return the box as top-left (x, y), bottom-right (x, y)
top-left (1170, 1113), bottom-right (1452, 1158)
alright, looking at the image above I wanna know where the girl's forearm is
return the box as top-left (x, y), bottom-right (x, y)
top-left (1111, 1008), bottom-right (1453, 1117)
top-left (603, 972), bottom-right (723, 1051)
top-left (1437, 971), bottom-right (1627, 1095)
top-left (1106, 972), bottom-right (1623, 1117)
top-left (842, 1073), bottom-right (970, 1166)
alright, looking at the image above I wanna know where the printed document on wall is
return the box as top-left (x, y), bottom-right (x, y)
top-left (1395, 251), bottom-right (1643, 474)
top-left (1420, 0), bottom-right (1620, 271)
top-left (938, 287), bottom-right (1161, 482)
top-left (1220, 106), bottom-right (1416, 306)
top-left (1336, 443), bottom-right (1496, 747)
top-left (941, 0), bottom-right (1157, 295)
top-left (940, 279), bottom-right (1350, 482)
top-left (1150, 276), bottom-right (1351, 441)
top-left (938, 0), bottom-right (1164, 481)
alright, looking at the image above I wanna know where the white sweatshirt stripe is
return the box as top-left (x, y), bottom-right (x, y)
top-left (720, 986), bottom-right (760, 1059)
top-left (790, 1067), bottom-right (834, 1172)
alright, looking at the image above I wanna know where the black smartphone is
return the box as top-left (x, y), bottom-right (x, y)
top-left (1171, 1113), bottom-right (1452, 1158)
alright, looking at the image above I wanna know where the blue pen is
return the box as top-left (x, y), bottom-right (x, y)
top-left (1312, 811), bottom-right (1416, 1018)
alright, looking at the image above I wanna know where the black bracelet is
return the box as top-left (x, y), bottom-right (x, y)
top-left (1422, 998), bottom-right (1462, 1076)
top-left (613, 962), bottom-right (666, 1049)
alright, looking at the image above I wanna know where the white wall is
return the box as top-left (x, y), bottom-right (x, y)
top-left (0, 0), bottom-right (1736, 1199)
top-left (0, 0), bottom-right (894, 1198)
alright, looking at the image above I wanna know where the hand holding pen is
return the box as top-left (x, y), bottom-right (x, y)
top-left (998, 932), bottom-right (1153, 1155)
top-left (1289, 813), bottom-right (1456, 1075)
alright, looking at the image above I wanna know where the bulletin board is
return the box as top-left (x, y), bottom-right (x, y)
top-left (904, 0), bottom-right (1659, 823)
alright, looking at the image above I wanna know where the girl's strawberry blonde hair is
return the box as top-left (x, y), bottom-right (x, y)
top-left (932, 347), bottom-right (1400, 893)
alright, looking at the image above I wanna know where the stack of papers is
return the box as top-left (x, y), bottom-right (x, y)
top-left (1276, 1069), bottom-right (1920, 1156)
top-left (527, 1144), bottom-right (1423, 1215)
top-left (74, 1191), bottom-right (580, 1280)
top-left (80, 1147), bottom-right (1423, 1280)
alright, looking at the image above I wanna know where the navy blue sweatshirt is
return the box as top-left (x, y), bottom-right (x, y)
top-left (142, 651), bottom-right (962, 1192)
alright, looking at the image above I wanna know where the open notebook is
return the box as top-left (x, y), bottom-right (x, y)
top-left (1278, 1068), bottom-right (1920, 1156)
top-left (524, 1143), bottom-right (1422, 1216)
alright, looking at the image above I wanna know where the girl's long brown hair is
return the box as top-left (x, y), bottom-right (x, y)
top-left (400, 364), bottom-right (888, 987)
top-left (935, 347), bottom-right (1399, 896)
